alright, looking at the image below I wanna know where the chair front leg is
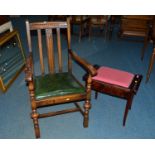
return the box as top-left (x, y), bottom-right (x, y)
top-left (83, 75), bottom-right (92, 128)
top-left (83, 100), bottom-right (91, 128)
top-left (27, 81), bottom-right (40, 138)
top-left (31, 109), bottom-right (40, 138)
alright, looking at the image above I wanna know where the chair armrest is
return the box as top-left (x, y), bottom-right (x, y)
top-left (69, 49), bottom-right (97, 76)
top-left (24, 53), bottom-right (33, 82)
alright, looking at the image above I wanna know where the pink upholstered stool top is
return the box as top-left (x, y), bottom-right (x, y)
top-left (92, 66), bottom-right (135, 88)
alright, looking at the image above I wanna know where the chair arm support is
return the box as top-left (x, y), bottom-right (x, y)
top-left (25, 70), bottom-right (33, 82)
top-left (69, 49), bottom-right (97, 76)
top-left (24, 53), bottom-right (33, 82)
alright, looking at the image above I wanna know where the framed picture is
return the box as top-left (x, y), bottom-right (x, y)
top-left (0, 30), bottom-right (26, 92)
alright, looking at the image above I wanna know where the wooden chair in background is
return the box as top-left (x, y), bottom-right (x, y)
top-left (88, 15), bottom-right (109, 40)
top-left (146, 17), bottom-right (155, 82)
top-left (25, 18), bottom-right (97, 138)
top-left (70, 15), bottom-right (89, 42)
top-left (119, 15), bottom-right (153, 60)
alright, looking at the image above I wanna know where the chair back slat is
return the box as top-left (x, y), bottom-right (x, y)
top-left (45, 28), bottom-right (55, 73)
top-left (26, 18), bottom-right (71, 75)
top-left (67, 18), bottom-right (71, 49)
top-left (67, 18), bottom-right (72, 72)
top-left (37, 29), bottom-right (45, 74)
top-left (56, 28), bottom-right (62, 72)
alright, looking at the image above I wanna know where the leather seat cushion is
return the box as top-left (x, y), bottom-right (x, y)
top-left (34, 72), bottom-right (85, 100)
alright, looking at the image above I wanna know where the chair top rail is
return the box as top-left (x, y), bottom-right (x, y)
top-left (28, 21), bottom-right (68, 30)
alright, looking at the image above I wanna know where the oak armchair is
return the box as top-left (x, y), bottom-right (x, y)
top-left (25, 18), bottom-right (97, 138)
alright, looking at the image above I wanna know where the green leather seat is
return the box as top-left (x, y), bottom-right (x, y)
top-left (34, 72), bottom-right (85, 100)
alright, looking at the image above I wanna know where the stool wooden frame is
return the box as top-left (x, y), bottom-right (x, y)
top-left (84, 65), bottom-right (142, 126)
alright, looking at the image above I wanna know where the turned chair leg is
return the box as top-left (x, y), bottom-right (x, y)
top-left (84, 76), bottom-right (92, 128)
top-left (31, 110), bottom-right (40, 138)
top-left (83, 100), bottom-right (91, 128)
